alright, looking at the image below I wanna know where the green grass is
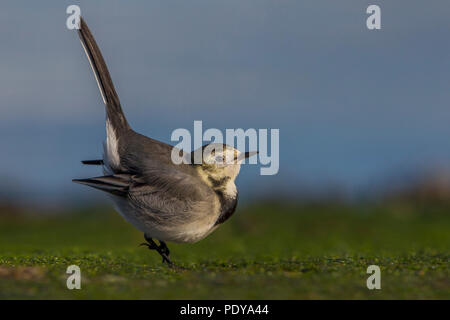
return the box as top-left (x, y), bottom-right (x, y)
top-left (0, 202), bottom-right (448, 299)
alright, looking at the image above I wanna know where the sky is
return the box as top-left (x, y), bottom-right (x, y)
top-left (0, 1), bottom-right (449, 205)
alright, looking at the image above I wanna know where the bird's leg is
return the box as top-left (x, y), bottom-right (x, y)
top-left (140, 234), bottom-right (173, 266)
top-left (159, 241), bottom-right (170, 257)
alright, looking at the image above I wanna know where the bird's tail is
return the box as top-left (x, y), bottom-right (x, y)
top-left (77, 17), bottom-right (130, 134)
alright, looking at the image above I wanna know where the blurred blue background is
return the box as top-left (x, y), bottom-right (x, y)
top-left (0, 1), bottom-right (449, 206)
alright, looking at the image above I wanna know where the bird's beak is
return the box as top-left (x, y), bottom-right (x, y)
top-left (244, 151), bottom-right (259, 158)
top-left (235, 151), bottom-right (259, 162)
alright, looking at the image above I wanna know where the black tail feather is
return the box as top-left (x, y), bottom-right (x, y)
top-left (81, 159), bottom-right (104, 165)
top-left (72, 174), bottom-right (131, 196)
top-left (77, 17), bottom-right (130, 133)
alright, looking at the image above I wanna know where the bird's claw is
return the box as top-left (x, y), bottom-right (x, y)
top-left (140, 236), bottom-right (173, 266)
top-left (139, 242), bottom-right (158, 250)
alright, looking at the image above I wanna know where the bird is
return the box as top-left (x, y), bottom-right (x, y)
top-left (72, 17), bottom-right (257, 266)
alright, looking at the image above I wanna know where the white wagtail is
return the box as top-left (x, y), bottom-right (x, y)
top-left (72, 18), bottom-right (257, 265)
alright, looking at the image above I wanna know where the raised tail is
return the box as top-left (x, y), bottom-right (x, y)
top-left (77, 17), bottom-right (130, 134)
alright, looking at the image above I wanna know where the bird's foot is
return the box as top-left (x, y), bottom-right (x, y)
top-left (140, 235), bottom-right (173, 266)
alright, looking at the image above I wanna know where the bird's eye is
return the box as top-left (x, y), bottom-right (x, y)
top-left (215, 156), bottom-right (224, 163)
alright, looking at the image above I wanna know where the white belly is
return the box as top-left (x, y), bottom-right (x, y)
top-left (109, 196), bottom-right (220, 243)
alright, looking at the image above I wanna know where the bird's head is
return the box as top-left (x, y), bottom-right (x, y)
top-left (192, 143), bottom-right (257, 195)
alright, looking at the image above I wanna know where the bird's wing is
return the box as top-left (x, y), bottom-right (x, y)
top-left (128, 166), bottom-right (218, 228)
top-left (73, 168), bottom-right (215, 215)
top-left (74, 167), bottom-right (209, 201)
